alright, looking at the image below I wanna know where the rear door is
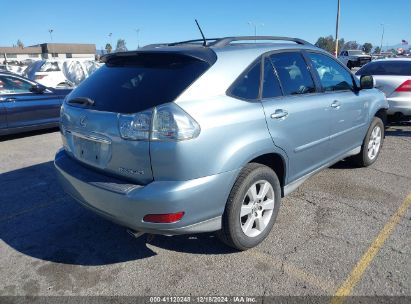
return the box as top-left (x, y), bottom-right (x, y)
top-left (306, 51), bottom-right (368, 158)
top-left (261, 51), bottom-right (332, 183)
top-left (0, 74), bottom-right (62, 129)
top-left (0, 78), bottom-right (8, 131)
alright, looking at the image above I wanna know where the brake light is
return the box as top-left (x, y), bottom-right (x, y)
top-left (118, 103), bottom-right (200, 141)
top-left (395, 80), bottom-right (411, 92)
top-left (35, 75), bottom-right (46, 80)
top-left (143, 212), bottom-right (185, 223)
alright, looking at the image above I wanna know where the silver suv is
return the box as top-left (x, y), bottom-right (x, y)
top-left (55, 36), bottom-right (388, 250)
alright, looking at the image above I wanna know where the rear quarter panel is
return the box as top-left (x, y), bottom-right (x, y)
top-left (366, 88), bottom-right (389, 123)
top-left (150, 95), bottom-right (288, 181)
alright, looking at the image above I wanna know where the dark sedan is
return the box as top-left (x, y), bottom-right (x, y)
top-left (0, 72), bottom-right (71, 136)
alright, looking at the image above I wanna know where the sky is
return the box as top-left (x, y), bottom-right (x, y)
top-left (1, 0), bottom-right (409, 50)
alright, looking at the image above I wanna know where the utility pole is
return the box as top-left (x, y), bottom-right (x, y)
top-left (379, 24), bottom-right (385, 54)
top-left (335, 0), bottom-right (341, 57)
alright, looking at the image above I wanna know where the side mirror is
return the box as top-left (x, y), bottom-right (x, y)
top-left (30, 84), bottom-right (46, 94)
top-left (360, 75), bottom-right (374, 90)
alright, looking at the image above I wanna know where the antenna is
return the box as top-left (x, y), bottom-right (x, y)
top-left (195, 19), bottom-right (207, 46)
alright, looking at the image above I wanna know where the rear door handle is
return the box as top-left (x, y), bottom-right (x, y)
top-left (271, 109), bottom-right (288, 119)
top-left (330, 100), bottom-right (341, 109)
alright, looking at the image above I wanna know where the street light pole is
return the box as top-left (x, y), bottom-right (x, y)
top-left (379, 24), bottom-right (385, 54)
top-left (108, 33), bottom-right (113, 48)
top-left (48, 29), bottom-right (54, 58)
top-left (135, 28), bottom-right (140, 49)
top-left (335, 0), bottom-right (340, 57)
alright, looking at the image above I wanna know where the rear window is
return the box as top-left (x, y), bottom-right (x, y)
top-left (356, 61), bottom-right (411, 76)
top-left (66, 53), bottom-right (211, 113)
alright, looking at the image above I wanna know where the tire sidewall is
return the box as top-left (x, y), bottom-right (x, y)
top-left (362, 117), bottom-right (384, 166)
top-left (226, 165), bottom-right (281, 249)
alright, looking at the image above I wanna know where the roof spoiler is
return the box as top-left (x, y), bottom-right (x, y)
top-left (101, 47), bottom-right (217, 66)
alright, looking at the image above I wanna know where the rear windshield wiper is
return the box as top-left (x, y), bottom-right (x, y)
top-left (67, 97), bottom-right (95, 107)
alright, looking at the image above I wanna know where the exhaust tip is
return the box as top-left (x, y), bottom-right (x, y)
top-left (127, 229), bottom-right (145, 239)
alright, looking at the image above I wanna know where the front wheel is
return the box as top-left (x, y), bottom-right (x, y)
top-left (217, 163), bottom-right (281, 250)
top-left (353, 117), bottom-right (384, 167)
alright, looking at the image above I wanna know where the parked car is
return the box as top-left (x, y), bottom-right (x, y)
top-left (23, 59), bottom-right (101, 88)
top-left (0, 72), bottom-right (71, 136)
top-left (356, 58), bottom-right (411, 120)
top-left (338, 50), bottom-right (372, 69)
top-left (55, 36), bottom-right (388, 250)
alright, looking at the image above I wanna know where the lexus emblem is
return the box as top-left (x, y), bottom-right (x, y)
top-left (79, 116), bottom-right (87, 127)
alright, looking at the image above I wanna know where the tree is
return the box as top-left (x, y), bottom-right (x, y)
top-left (16, 39), bottom-right (24, 48)
top-left (315, 35), bottom-right (335, 53)
top-left (362, 42), bottom-right (373, 54)
top-left (105, 43), bottom-right (112, 54)
top-left (343, 41), bottom-right (359, 50)
top-left (115, 39), bottom-right (127, 52)
top-left (374, 46), bottom-right (381, 54)
top-left (314, 35), bottom-right (345, 54)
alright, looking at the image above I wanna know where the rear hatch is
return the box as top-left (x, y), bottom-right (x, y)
top-left (60, 49), bottom-right (216, 184)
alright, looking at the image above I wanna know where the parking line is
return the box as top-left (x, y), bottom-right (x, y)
top-left (331, 192), bottom-right (411, 304)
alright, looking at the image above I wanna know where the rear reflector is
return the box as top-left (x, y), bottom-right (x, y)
top-left (395, 80), bottom-right (411, 92)
top-left (143, 212), bottom-right (185, 223)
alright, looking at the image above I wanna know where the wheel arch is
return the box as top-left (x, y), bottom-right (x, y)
top-left (373, 108), bottom-right (388, 128)
top-left (247, 152), bottom-right (287, 197)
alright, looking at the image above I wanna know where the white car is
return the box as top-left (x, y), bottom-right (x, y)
top-left (24, 59), bottom-right (102, 88)
top-left (338, 50), bottom-right (372, 69)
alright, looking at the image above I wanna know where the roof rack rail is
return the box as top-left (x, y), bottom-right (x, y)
top-left (210, 36), bottom-right (312, 47)
top-left (140, 36), bottom-right (312, 50)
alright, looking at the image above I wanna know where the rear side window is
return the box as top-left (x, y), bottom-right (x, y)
top-left (230, 60), bottom-right (261, 100)
top-left (262, 58), bottom-right (282, 98)
top-left (269, 52), bottom-right (316, 96)
top-left (67, 53), bottom-right (212, 113)
top-left (308, 52), bottom-right (354, 91)
top-left (356, 61), bottom-right (411, 76)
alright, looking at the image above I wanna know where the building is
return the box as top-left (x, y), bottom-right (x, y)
top-left (36, 43), bottom-right (96, 60)
top-left (0, 46), bottom-right (42, 62)
top-left (1, 43), bottom-right (96, 62)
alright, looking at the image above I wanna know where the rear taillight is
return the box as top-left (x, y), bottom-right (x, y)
top-left (118, 103), bottom-right (200, 141)
top-left (118, 110), bottom-right (152, 140)
top-left (35, 75), bottom-right (46, 80)
top-left (143, 212), bottom-right (185, 223)
top-left (395, 80), bottom-right (411, 92)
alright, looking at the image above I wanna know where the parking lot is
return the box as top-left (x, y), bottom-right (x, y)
top-left (0, 123), bottom-right (410, 297)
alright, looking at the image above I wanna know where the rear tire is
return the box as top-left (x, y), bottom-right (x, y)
top-left (217, 163), bottom-right (281, 251)
top-left (347, 61), bottom-right (352, 70)
top-left (353, 117), bottom-right (384, 167)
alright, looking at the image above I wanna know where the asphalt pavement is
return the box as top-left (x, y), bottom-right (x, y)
top-left (0, 123), bottom-right (410, 297)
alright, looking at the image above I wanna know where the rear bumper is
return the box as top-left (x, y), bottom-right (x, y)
top-left (54, 149), bottom-right (239, 235)
top-left (387, 97), bottom-right (411, 116)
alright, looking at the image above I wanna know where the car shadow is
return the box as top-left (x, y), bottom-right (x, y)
top-left (0, 127), bottom-right (60, 142)
top-left (0, 161), bottom-right (233, 266)
top-left (386, 120), bottom-right (411, 137)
